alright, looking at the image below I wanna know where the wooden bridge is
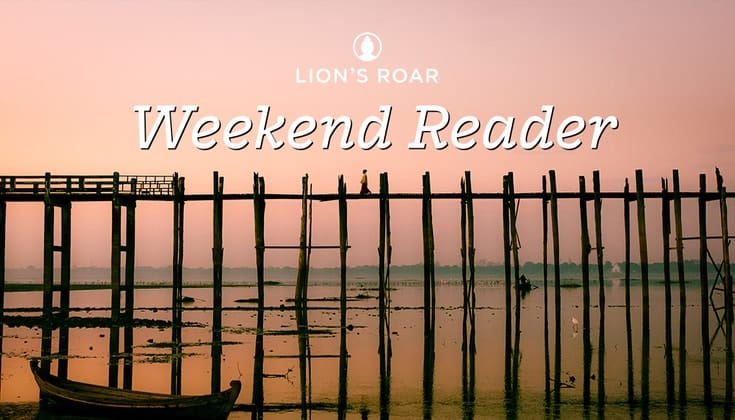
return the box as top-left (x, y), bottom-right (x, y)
top-left (0, 168), bottom-right (734, 413)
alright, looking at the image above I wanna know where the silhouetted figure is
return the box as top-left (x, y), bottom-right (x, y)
top-left (360, 169), bottom-right (371, 195)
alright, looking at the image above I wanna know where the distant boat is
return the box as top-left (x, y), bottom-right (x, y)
top-left (514, 274), bottom-right (538, 292)
top-left (30, 360), bottom-right (241, 419)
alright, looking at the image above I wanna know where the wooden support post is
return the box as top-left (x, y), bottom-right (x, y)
top-left (672, 169), bottom-right (687, 403)
top-left (111, 172), bottom-right (122, 322)
top-left (378, 172), bottom-right (390, 333)
top-left (698, 173), bottom-right (712, 405)
top-left (421, 171), bottom-right (435, 419)
top-left (0, 197), bottom-right (5, 316)
top-left (379, 173), bottom-right (388, 337)
top-left (294, 175), bottom-right (309, 303)
top-left (623, 178), bottom-right (635, 404)
top-left (212, 172), bottom-right (224, 393)
top-left (465, 171), bottom-right (476, 312)
top-left (251, 173), bottom-right (265, 414)
top-left (337, 175), bottom-right (348, 321)
top-left (662, 178), bottom-right (675, 404)
top-left (109, 172), bottom-right (121, 388)
top-left (592, 171), bottom-right (605, 408)
top-left (461, 178), bottom-right (467, 305)
top-left (338, 174), bottom-right (348, 419)
top-left (171, 175), bottom-right (185, 395)
top-left (41, 172), bottom-right (53, 375)
top-left (422, 172), bottom-right (436, 318)
top-left (123, 180), bottom-right (136, 390)
top-left (579, 176), bottom-right (592, 405)
top-left (461, 171), bottom-right (477, 417)
top-left (717, 168), bottom-right (733, 406)
top-left (542, 175), bottom-right (550, 400)
top-left (549, 171), bottom-right (562, 404)
top-left (253, 174), bottom-right (265, 310)
top-left (0, 191), bottom-right (3, 399)
top-left (508, 172), bottom-right (521, 396)
top-left (635, 169), bottom-right (650, 406)
top-left (125, 182), bottom-right (137, 316)
top-left (57, 200), bottom-right (71, 380)
top-left (502, 175), bottom-right (513, 393)
top-left (378, 172), bottom-right (391, 420)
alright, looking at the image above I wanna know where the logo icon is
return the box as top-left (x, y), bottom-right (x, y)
top-left (353, 32), bottom-right (382, 62)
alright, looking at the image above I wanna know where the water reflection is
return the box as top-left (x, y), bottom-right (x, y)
top-left (0, 284), bottom-right (734, 418)
top-left (461, 276), bottom-right (476, 419)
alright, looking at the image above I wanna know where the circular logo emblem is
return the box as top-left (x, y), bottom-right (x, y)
top-left (353, 32), bottom-right (382, 62)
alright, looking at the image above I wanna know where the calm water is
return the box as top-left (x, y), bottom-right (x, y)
top-left (0, 275), bottom-right (733, 418)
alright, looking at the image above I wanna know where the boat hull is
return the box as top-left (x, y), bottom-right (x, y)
top-left (31, 360), bottom-right (241, 419)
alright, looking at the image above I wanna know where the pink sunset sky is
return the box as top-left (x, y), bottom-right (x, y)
top-left (1, 1), bottom-right (734, 269)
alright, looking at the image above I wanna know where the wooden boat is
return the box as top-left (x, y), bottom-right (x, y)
top-left (30, 360), bottom-right (241, 419)
top-left (514, 274), bottom-right (538, 293)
